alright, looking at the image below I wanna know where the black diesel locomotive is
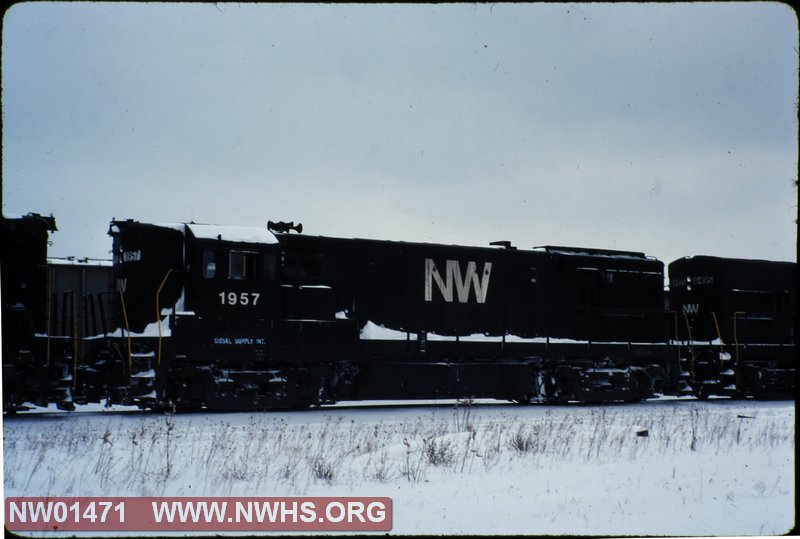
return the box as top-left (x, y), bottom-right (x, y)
top-left (670, 256), bottom-right (796, 399)
top-left (2, 213), bottom-right (115, 410)
top-left (1, 214), bottom-right (796, 412)
top-left (2, 213), bottom-right (67, 408)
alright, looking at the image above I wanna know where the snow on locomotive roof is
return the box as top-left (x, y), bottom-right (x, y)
top-left (49, 257), bottom-right (112, 267)
top-left (110, 220), bottom-right (278, 244)
top-left (533, 245), bottom-right (650, 259)
top-left (185, 223), bottom-right (278, 244)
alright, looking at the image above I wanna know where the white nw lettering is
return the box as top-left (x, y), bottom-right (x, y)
top-left (424, 259), bottom-right (492, 304)
top-left (682, 303), bottom-right (700, 315)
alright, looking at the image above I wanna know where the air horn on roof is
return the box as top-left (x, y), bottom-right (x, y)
top-left (267, 221), bottom-right (303, 234)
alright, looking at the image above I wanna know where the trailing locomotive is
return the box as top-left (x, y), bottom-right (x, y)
top-left (1, 214), bottom-right (795, 412)
top-left (669, 256), bottom-right (795, 399)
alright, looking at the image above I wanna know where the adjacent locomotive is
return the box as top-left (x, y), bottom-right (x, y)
top-left (2, 213), bottom-right (64, 410)
top-left (2, 213), bottom-right (119, 411)
top-left (669, 256), bottom-right (795, 399)
top-left (1, 213), bottom-right (795, 412)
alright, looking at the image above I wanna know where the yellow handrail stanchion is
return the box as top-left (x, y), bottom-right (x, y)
top-left (73, 293), bottom-right (79, 389)
top-left (710, 311), bottom-right (725, 379)
top-left (155, 269), bottom-right (174, 367)
top-left (46, 266), bottom-right (53, 367)
top-left (733, 311), bottom-right (746, 370)
top-left (118, 290), bottom-right (133, 379)
top-left (682, 312), bottom-right (695, 385)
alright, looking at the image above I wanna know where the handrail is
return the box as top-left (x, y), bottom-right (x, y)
top-left (710, 311), bottom-right (724, 352)
top-left (155, 269), bottom-right (174, 367)
top-left (72, 293), bottom-right (79, 389)
top-left (118, 290), bottom-right (133, 378)
top-left (682, 312), bottom-right (695, 384)
top-left (732, 311), bottom-right (746, 371)
top-left (709, 311), bottom-right (725, 379)
top-left (46, 266), bottom-right (53, 367)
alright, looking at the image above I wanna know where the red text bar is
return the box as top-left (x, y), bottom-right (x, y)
top-left (5, 497), bottom-right (392, 532)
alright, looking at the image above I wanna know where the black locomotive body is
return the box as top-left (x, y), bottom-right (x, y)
top-left (2, 213), bottom-right (63, 410)
top-left (669, 256), bottom-right (796, 399)
top-left (103, 219), bottom-right (678, 409)
top-left (274, 236), bottom-right (676, 404)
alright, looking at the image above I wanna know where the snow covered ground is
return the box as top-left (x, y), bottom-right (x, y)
top-left (3, 398), bottom-right (795, 536)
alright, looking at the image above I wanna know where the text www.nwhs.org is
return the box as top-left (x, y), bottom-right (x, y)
top-left (5, 497), bottom-right (392, 532)
top-left (151, 499), bottom-right (389, 526)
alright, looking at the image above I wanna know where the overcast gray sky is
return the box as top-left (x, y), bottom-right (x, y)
top-left (2, 2), bottom-right (797, 267)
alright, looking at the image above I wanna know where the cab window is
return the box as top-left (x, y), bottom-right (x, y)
top-left (229, 250), bottom-right (257, 280)
top-left (263, 253), bottom-right (277, 280)
top-left (202, 251), bottom-right (217, 279)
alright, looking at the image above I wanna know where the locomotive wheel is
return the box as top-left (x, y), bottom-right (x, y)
top-left (288, 398), bottom-right (313, 410)
top-left (513, 394), bottom-right (534, 405)
top-left (173, 400), bottom-right (204, 412)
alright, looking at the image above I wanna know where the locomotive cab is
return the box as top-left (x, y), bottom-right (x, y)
top-left (183, 224), bottom-right (280, 317)
top-left (107, 219), bottom-right (341, 410)
top-left (170, 224), bottom-right (281, 368)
